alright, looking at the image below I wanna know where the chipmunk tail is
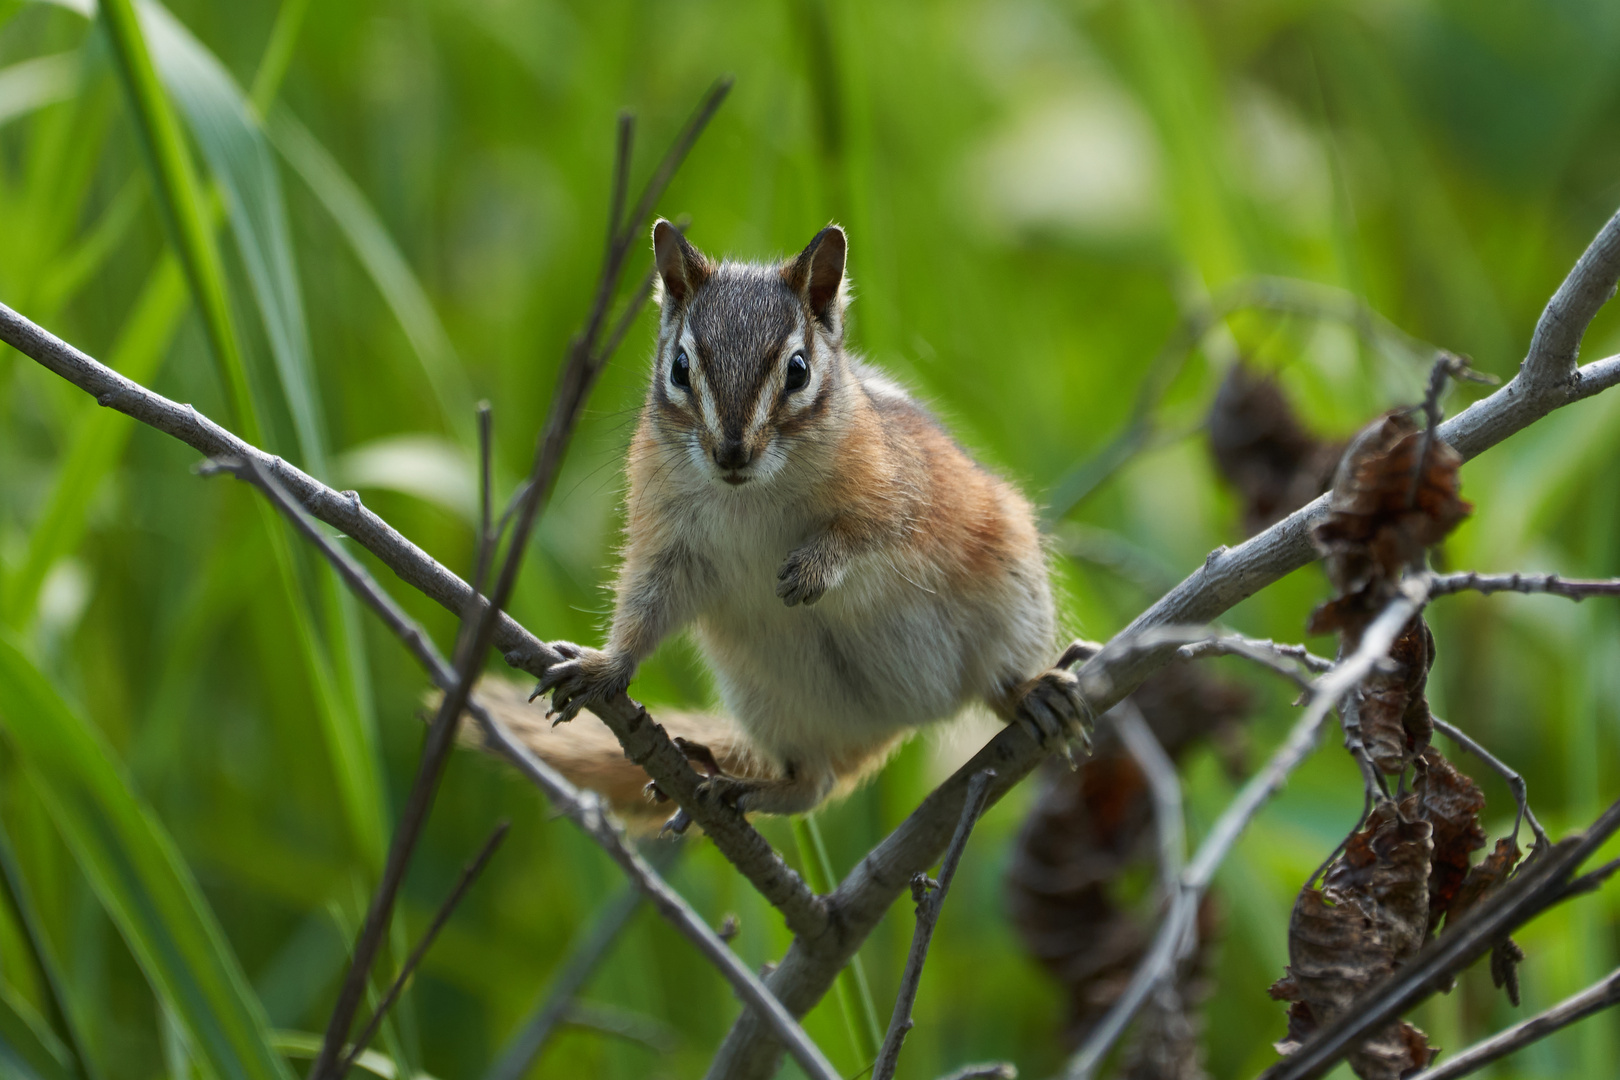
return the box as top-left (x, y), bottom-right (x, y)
top-left (436, 677), bottom-right (761, 828)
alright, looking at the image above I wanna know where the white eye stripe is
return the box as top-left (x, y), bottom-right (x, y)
top-left (680, 332), bottom-right (723, 432)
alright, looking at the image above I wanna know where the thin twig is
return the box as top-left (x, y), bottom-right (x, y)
top-left (935, 1065), bottom-right (1017, 1080)
top-left (1065, 582), bottom-right (1428, 1079)
top-left (1432, 715), bottom-right (1548, 847)
top-left (0, 294), bottom-right (826, 944)
top-left (338, 822), bottom-right (511, 1074)
top-left (209, 456), bottom-right (840, 1080)
top-left (1113, 699), bottom-right (1185, 900)
top-left (473, 401), bottom-right (494, 595)
top-left (872, 770), bottom-right (995, 1080)
top-left (1406, 352), bottom-right (1493, 507)
top-left (484, 845), bottom-right (682, 1080)
top-left (6, 187), bottom-right (1620, 1080)
top-left (310, 83), bottom-right (738, 1079)
top-left (1409, 966), bottom-right (1620, 1080)
top-left (1428, 570), bottom-right (1620, 601)
top-left (1079, 624), bottom-right (1328, 693)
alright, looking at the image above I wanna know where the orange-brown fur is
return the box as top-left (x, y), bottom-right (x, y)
top-left (523, 222), bottom-right (1088, 819)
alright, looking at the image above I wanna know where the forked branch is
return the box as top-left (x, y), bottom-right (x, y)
top-left (210, 455), bottom-right (841, 1080)
top-left (704, 203), bottom-right (1620, 1080)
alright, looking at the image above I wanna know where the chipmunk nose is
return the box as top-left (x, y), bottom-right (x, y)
top-left (713, 440), bottom-right (752, 471)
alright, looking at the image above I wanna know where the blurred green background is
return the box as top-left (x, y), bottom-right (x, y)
top-left (2, 0), bottom-right (1620, 1077)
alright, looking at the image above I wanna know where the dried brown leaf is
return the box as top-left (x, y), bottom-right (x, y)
top-left (1405, 747), bottom-right (1487, 931)
top-left (1272, 806), bottom-right (1436, 1079)
top-left (1446, 837), bottom-right (1522, 926)
top-left (1351, 618), bottom-right (1437, 774)
top-left (1309, 412), bottom-right (1472, 637)
top-left (1448, 836), bottom-right (1526, 1006)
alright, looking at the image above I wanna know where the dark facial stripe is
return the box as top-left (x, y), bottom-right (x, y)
top-left (775, 366), bottom-right (835, 437)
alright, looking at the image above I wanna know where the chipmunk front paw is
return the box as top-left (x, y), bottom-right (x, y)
top-left (776, 545), bottom-right (842, 607)
top-left (532, 643), bottom-right (633, 724)
top-left (1016, 667), bottom-right (1094, 757)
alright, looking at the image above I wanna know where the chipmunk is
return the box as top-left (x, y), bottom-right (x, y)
top-left (495, 221), bottom-right (1088, 818)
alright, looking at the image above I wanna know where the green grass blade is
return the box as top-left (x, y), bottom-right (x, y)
top-left (97, 0), bottom-right (260, 442)
top-left (0, 985), bottom-right (73, 1080)
top-left (0, 821), bottom-right (100, 1080)
top-left (270, 1030), bottom-right (438, 1080)
top-left (31, 175), bottom-right (146, 321)
top-left (0, 53), bottom-right (78, 129)
top-left (266, 108), bottom-right (476, 439)
top-left (92, 0), bottom-right (387, 870)
top-left (134, 4), bottom-right (388, 849)
top-left (0, 636), bottom-right (293, 1080)
top-left (141, 0), bottom-right (328, 475)
top-left (791, 815), bottom-right (882, 1068)
top-left (2, 256), bottom-right (187, 629)
top-left (245, 0), bottom-right (308, 115)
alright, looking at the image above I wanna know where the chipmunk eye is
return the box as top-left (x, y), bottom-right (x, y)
top-left (784, 350), bottom-right (808, 393)
top-left (670, 348), bottom-right (691, 390)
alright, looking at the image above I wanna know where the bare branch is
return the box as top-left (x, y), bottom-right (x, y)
top-left (872, 770), bottom-right (995, 1080)
top-left (473, 401), bottom-right (494, 594)
top-left (936, 1065), bottom-right (1017, 1080)
top-left (1261, 796), bottom-right (1620, 1080)
top-left (1173, 632), bottom-right (1330, 686)
top-left (339, 821), bottom-right (511, 1075)
top-left (1522, 206), bottom-right (1620, 390)
top-left (296, 84), bottom-right (744, 1079)
top-left (207, 456), bottom-right (841, 1080)
top-left (1428, 570), bottom-right (1620, 601)
top-left (1432, 715), bottom-right (1548, 847)
top-left (0, 296), bottom-right (826, 942)
top-left (1064, 583), bottom-right (1427, 1079)
top-left (1114, 699), bottom-right (1185, 899)
top-left (1409, 966), bottom-right (1620, 1080)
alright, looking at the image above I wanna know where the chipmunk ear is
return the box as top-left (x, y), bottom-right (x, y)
top-left (652, 220), bottom-right (710, 307)
top-left (784, 225), bottom-right (847, 334)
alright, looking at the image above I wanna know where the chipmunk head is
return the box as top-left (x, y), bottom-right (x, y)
top-left (648, 220), bottom-right (851, 488)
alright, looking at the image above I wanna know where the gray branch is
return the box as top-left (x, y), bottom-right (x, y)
top-left (0, 299), bottom-right (826, 942)
top-left (1064, 582), bottom-right (1428, 1080)
top-left (6, 185), bottom-right (1620, 1080)
top-left (1428, 570), bottom-right (1620, 601)
top-left (213, 455), bottom-right (843, 1080)
top-left (1114, 700), bottom-right (1185, 901)
top-left (872, 770), bottom-right (995, 1080)
top-left (1409, 966), bottom-right (1620, 1080)
top-left (1522, 206), bottom-right (1620, 390)
top-left (704, 203), bottom-right (1620, 1080)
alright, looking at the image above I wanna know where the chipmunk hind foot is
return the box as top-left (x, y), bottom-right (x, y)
top-left (995, 666), bottom-right (1094, 760)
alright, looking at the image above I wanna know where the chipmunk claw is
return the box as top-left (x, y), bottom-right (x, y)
top-left (660, 807), bottom-right (693, 836)
top-left (533, 643), bottom-right (631, 725)
top-left (1017, 667), bottom-right (1093, 758)
top-left (695, 774), bottom-right (757, 811)
top-left (776, 546), bottom-right (839, 607)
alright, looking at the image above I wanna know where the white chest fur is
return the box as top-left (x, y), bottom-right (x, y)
top-left (672, 484), bottom-right (989, 763)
